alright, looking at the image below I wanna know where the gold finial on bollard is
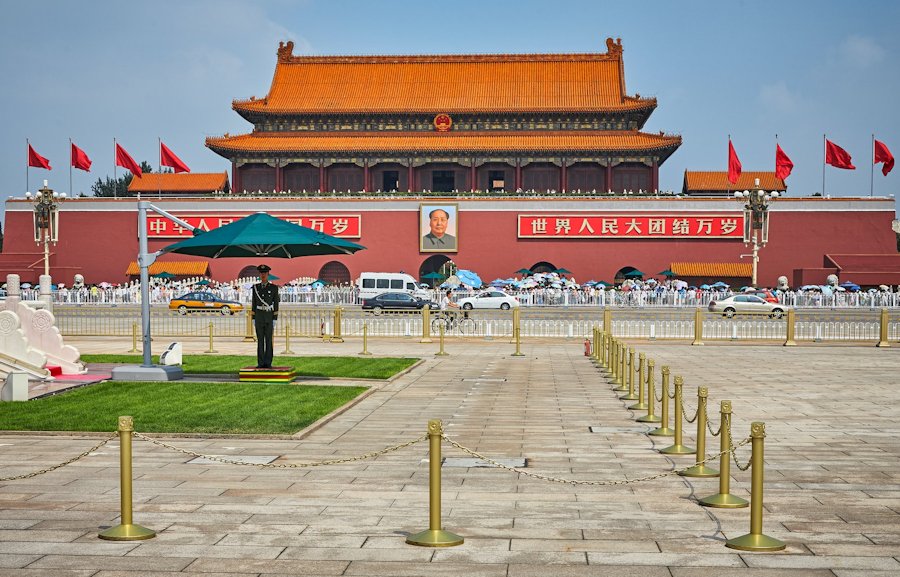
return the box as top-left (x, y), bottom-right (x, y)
top-left (406, 419), bottom-right (464, 547)
top-left (726, 422), bottom-right (786, 552)
top-left (359, 323), bottom-right (372, 356)
top-left (650, 366), bottom-right (674, 436)
top-left (700, 400), bottom-right (748, 508)
top-left (99, 417), bottom-right (156, 541)
top-left (680, 387), bottom-right (719, 478)
top-left (637, 360), bottom-right (661, 423)
top-left (660, 376), bottom-right (696, 455)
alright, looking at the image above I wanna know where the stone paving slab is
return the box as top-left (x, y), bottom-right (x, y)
top-left (0, 335), bottom-right (898, 575)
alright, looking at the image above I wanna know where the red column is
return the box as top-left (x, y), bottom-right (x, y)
top-left (561, 159), bottom-right (567, 192)
top-left (470, 160), bottom-right (476, 192)
top-left (515, 159), bottom-right (522, 191)
top-left (606, 161), bottom-right (612, 192)
top-left (652, 158), bottom-right (659, 192)
top-left (319, 162), bottom-right (325, 192)
top-left (363, 161), bottom-right (370, 193)
top-left (408, 163), bottom-right (414, 192)
top-left (275, 163), bottom-right (283, 192)
top-left (232, 161), bottom-right (241, 193)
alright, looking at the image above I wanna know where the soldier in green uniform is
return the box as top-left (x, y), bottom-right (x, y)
top-left (251, 264), bottom-right (279, 368)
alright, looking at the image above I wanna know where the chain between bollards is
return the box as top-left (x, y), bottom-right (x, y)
top-left (726, 422), bottom-right (786, 552)
top-left (679, 387), bottom-right (718, 478)
top-left (637, 359), bottom-right (661, 423)
top-left (205, 321), bottom-right (217, 354)
top-left (660, 376), bottom-right (695, 455)
top-left (406, 419), bottom-right (464, 547)
top-left (99, 416), bottom-right (155, 541)
top-left (699, 400), bottom-right (748, 508)
top-left (359, 323), bottom-right (372, 355)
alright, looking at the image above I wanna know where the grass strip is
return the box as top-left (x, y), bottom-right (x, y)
top-left (0, 381), bottom-right (367, 434)
top-left (81, 354), bottom-right (417, 380)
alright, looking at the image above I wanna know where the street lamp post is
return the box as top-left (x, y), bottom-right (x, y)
top-left (734, 178), bottom-right (778, 287)
top-left (25, 180), bottom-right (66, 278)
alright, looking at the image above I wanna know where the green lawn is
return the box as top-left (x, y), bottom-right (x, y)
top-left (0, 381), bottom-right (368, 434)
top-left (81, 354), bottom-right (417, 380)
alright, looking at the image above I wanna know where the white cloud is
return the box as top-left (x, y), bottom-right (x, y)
top-left (839, 35), bottom-right (885, 69)
top-left (759, 81), bottom-right (799, 114)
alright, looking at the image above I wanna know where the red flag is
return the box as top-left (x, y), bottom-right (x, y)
top-left (115, 143), bottom-right (142, 176)
top-left (874, 139), bottom-right (894, 176)
top-left (825, 139), bottom-right (855, 170)
top-left (71, 142), bottom-right (92, 172)
top-left (160, 142), bottom-right (190, 173)
top-left (775, 144), bottom-right (793, 180)
top-left (28, 144), bottom-right (52, 170)
top-left (727, 140), bottom-right (742, 184)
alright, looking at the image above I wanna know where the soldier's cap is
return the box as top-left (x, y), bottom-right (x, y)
top-left (256, 264), bottom-right (271, 273)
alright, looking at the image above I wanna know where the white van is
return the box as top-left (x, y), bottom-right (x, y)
top-left (357, 272), bottom-right (429, 300)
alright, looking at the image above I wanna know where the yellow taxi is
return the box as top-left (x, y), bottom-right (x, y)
top-left (169, 291), bottom-right (244, 315)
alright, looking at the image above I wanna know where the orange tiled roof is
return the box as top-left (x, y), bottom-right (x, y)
top-left (670, 262), bottom-right (752, 278)
top-left (128, 172), bottom-right (228, 193)
top-left (233, 39), bottom-right (657, 115)
top-left (206, 131), bottom-right (681, 155)
top-left (125, 261), bottom-right (210, 276)
top-left (684, 171), bottom-right (786, 192)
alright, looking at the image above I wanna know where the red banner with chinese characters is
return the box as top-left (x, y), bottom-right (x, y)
top-left (518, 214), bottom-right (744, 238)
top-left (147, 213), bottom-right (362, 238)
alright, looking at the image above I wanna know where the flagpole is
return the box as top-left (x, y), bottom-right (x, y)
top-left (157, 137), bottom-right (161, 200)
top-left (26, 138), bottom-right (29, 194)
top-left (727, 134), bottom-right (731, 196)
top-left (822, 134), bottom-right (826, 196)
top-left (870, 134), bottom-right (875, 197)
top-left (113, 137), bottom-right (118, 200)
top-left (69, 137), bottom-right (73, 196)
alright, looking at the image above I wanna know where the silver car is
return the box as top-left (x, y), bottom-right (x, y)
top-left (707, 294), bottom-right (788, 318)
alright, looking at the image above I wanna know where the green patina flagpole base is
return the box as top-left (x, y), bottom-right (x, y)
top-left (99, 524), bottom-right (156, 541)
top-left (725, 532), bottom-right (786, 552)
top-left (406, 528), bottom-right (464, 547)
top-left (698, 493), bottom-right (749, 508)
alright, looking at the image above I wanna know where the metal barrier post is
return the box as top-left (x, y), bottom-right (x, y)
top-left (620, 348), bottom-right (637, 400)
top-left (637, 359), bottom-right (661, 423)
top-left (512, 308), bottom-right (525, 357)
top-left (99, 416), bottom-right (155, 541)
top-left (725, 422), bottom-right (786, 552)
top-left (129, 322), bottom-right (139, 353)
top-left (650, 366), bottom-right (674, 436)
top-left (281, 322), bottom-right (295, 355)
top-left (331, 307), bottom-right (344, 343)
top-left (692, 307), bottom-right (704, 346)
top-left (603, 306), bottom-right (611, 335)
top-left (243, 309), bottom-right (256, 342)
top-left (628, 352), bottom-right (647, 408)
top-left (406, 419), bottom-right (464, 547)
top-left (700, 401), bottom-right (748, 508)
top-left (783, 308), bottom-right (797, 347)
top-left (679, 387), bottom-right (719, 477)
top-left (420, 306), bottom-right (433, 343)
top-left (660, 376), bottom-right (695, 455)
top-left (435, 323), bottom-right (449, 356)
top-left (359, 323), bottom-right (372, 356)
top-left (204, 321), bottom-right (217, 354)
top-left (877, 308), bottom-right (891, 348)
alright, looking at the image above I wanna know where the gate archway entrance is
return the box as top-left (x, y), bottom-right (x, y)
top-left (318, 261), bottom-right (351, 285)
top-left (419, 255), bottom-right (453, 286)
top-left (529, 261), bottom-right (557, 274)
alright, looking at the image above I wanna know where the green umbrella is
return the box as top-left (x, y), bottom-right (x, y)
top-left (657, 269), bottom-right (677, 277)
top-left (161, 212), bottom-right (365, 258)
top-left (255, 274), bottom-right (280, 281)
top-left (422, 272), bottom-right (444, 279)
top-left (554, 268), bottom-right (573, 275)
top-left (196, 279), bottom-right (211, 285)
top-left (515, 268), bottom-right (532, 275)
top-left (624, 269), bottom-right (645, 278)
top-left (152, 272), bottom-right (175, 279)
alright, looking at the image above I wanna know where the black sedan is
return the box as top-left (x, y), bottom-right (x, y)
top-left (361, 292), bottom-right (438, 314)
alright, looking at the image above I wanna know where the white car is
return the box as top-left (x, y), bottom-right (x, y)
top-left (457, 290), bottom-right (520, 310)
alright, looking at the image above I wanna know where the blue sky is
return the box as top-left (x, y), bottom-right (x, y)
top-left (1, 0), bottom-right (898, 219)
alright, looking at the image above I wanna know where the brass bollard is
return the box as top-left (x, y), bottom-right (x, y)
top-left (129, 321), bottom-right (139, 353)
top-left (243, 309), bottom-right (256, 342)
top-left (420, 306), bottom-right (433, 343)
top-left (620, 348), bottom-right (638, 400)
top-left (281, 322), bottom-right (295, 355)
top-left (628, 353), bottom-right (647, 411)
top-left (603, 306), bottom-right (612, 335)
top-left (700, 401), bottom-right (749, 508)
top-left (511, 308), bottom-right (525, 357)
top-left (783, 308), bottom-right (797, 347)
top-left (205, 321), bottom-right (217, 354)
top-left (692, 307), bottom-right (704, 346)
top-left (725, 422), bottom-right (786, 552)
top-left (876, 308), bottom-right (891, 348)
top-left (99, 416), bottom-right (156, 541)
top-left (435, 322), bottom-right (449, 356)
top-left (608, 337), bottom-right (618, 379)
top-left (679, 387), bottom-right (719, 477)
top-left (660, 376), bottom-right (696, 455)
top-left (359, 323), bottom-right (372, 355)
top-left (331, 307), bottom-right (344, 343)
top-left (649, 366), bottom-right (674, 436)
top-left (406, 419), bottom-right (464, 547)
top-left (637, 359), bottom-right (661, 423)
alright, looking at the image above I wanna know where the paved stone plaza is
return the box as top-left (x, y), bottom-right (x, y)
top-left (1, 335), bottom-right (899, 576)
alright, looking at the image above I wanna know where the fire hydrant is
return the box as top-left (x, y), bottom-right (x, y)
top-left (583, 339), bottom-right (592, 356)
